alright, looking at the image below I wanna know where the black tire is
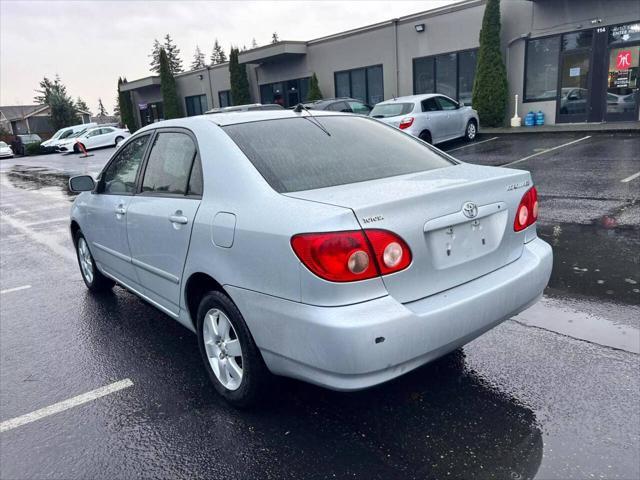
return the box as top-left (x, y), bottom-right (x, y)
top-left (114, 136), bottom-right (124, 146)
top-left (464, 120), bottom-right (477, 142)
top-left (419, 131), bottom-right (432, 144)
top-left (196, 291), bottom-right (269, 408)
top-left (74, 230), bottom-right (115, 292)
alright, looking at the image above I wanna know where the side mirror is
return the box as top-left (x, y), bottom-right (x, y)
top-left (458, 101), bottom-right (464, 108)
top-left (69, 175), bottom-right (95, 192)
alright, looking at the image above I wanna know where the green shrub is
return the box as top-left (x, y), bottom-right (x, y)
top-left (25, 142), bottom-right (42, 155)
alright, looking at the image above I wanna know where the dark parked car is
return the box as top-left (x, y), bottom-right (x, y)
top-left (302, 98), bottom-right (372, 115)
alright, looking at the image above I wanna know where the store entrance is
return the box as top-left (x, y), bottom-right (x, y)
top-left (605, 44), bottom-right (639, 122)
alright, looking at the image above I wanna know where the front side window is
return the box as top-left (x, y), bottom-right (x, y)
top-left (142, 132), bottom-right (197, 195)
top-left (524, 36), bottom-right (561, 101)
top-left (224, 116), bottom-right (453, 193)
top-left (101, 134), bottom-right (150, 194)
top-left (348, 101), bottom-right (371, 114)
top-left (436, 96), bottom-right (458, 110)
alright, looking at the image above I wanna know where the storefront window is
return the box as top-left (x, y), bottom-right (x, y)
top-left (218, 90), bottom-right (232, 108)
top-left (524, 36), bottom-right (561, 102)
top-left (607, 45), bottom-right (639, 115)
top-left (333, 65), bottom-right (384, 105)
top-left (458, 50), bottom-right (477, 105)
top-left (260, 78), bottom-right (310, 107)
top-left (562, 30), bottom-right (593, 50)
top-left (435, 53), bottom-right (457, 99)
top-left (413, 50), bottom-right (477, 104)
top-left (185, 94), bottom-right (208, 116)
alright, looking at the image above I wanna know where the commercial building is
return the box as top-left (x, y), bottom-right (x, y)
top-left (120, 0), bottom-right (640, 127)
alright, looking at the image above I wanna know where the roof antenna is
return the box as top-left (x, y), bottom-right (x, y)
top-left (294, 103), bottom-right (331, 136)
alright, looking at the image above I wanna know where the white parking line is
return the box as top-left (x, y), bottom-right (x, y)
top-left (621, 171), bottom-right (640, 183)
top-left (0, 379), bottom-right (134, 433)
top-left (446, 136), bottom-right (499, 153)
top-left (25, 216), bottom-right (69, 227)
top-left (0, 285), bottom-right (32, 295)
top-left (504, 135), bottom-right (591, 166)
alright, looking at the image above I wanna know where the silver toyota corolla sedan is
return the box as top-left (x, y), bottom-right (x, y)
top-left (69, 110), bottom-right (552, 407)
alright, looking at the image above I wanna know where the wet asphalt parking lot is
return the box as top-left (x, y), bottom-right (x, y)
top-left (0, 131), bottom-right (638, 480)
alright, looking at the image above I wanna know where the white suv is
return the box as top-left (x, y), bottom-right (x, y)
top-left (371, 94), bottom-right (479, 145)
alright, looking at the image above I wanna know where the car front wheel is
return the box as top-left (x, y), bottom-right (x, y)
top-left (74, 231), bottom-right (114, 292)
top-left (197, 291), bottom-right (269, 408)
top-left (465, 120), bottom-right (477, 141)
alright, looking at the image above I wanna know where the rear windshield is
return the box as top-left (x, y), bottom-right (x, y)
top-left (370, 103), bottom-right (414, 118)
top-left (223, 116), bottom-right (453, 193)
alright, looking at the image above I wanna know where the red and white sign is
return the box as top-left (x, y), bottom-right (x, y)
top-left (616, 50), bottom-right (632, 70)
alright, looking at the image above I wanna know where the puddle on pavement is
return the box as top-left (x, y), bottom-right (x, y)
top-left (539, 222), bottom-right (639, 305)
top-left (5, 165), bottom-right (76, 199)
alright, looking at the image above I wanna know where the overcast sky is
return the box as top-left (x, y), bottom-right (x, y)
top-left (1, 0), bottom-right (454, 114)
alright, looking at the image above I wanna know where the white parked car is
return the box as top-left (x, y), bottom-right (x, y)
top-left (0, 141), bottom-right (14, 158)
top-left (41, 123), bottom-right (97, 151)
top-left (58, 126), bottom-right (130, 153)
top-left (370, 94), bottom-right (479, 145)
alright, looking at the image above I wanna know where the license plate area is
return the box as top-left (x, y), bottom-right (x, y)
top-left (424, 202), bottom-right (507, 270)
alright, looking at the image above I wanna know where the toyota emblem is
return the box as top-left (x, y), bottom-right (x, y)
top-left (462, 202), bottom-right (478, 219)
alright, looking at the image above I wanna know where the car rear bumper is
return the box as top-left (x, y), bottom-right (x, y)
top-left (227, 237), bottom-right (552, 391)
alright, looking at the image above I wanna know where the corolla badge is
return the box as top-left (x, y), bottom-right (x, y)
top-left (462, 201), bottom-right (478, 219)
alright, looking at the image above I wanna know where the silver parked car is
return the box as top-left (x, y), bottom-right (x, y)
top-left (370, 94), bottom-right (479, 144)
top-left (69, 110), bottom-right (552, 407)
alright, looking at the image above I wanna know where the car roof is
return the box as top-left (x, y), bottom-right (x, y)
top-left (136, 110), bottom-right (353, 130)
top-left (376, 94), bottom-right (444, 105)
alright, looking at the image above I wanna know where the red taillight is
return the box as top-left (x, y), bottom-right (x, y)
top-left (514, 186), bottom-right (538, 232)
top-left (399, 117), bottom-right (414, 130)
top-left (291, 229), bottom-right (412, 282)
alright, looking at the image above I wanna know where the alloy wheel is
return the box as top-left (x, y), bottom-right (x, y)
top-left (77, 237), bottom-right (94, 283)
top-left (467, 122), bottom-right (477, 140)
top-left (202, 308), bottom-right (244, 391)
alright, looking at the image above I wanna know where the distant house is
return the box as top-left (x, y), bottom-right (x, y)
top-left (0, 105), bottom-right (92, 138)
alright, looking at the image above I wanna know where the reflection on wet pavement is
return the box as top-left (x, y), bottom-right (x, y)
top-left (539, 223), bottom-right (639, 305)
top-left (5, 165), bottom-right (76, 199)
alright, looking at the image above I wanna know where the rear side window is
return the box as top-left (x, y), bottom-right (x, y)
top-left (101, 134), bottom-right (150, 194)
top-left (224, 116), bottom-right (453, 193)
top-left (421, 98), bottom-right (439, 112)
top-left (142, 132), bottom-right (197, 195)
top-left (370, 103), bottom-right (413, 118)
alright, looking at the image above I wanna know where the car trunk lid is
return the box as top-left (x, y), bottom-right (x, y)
top-left (285, 163), bottom-right (533, 304)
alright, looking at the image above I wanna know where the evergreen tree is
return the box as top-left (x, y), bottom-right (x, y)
top-left (34, 75), bottom-right (78, 129)
top-left (307, 73), bottom-right (323, 101)
top-left (118, 77), bottom-right (137, 132)
top-left (271, 32), bottom-right (279, 44)
top-left (149, 39), bottom-right (162, 74)
top-left (191, 45), bottom-right (206, 70)
top-left (159, 48), bottom-right (182, 118)
top-left (210, 39), bottom-right (227, 64)
top-left (75, 97), bottom-right (90, 114)
top-left (251, 38), bottom-right (258, 49)
top-left (163, 34), bottom-right (183, 73)
top-left (471, 0), bottom-right (508, 127)
top-left (229, 47), bottom-right (251, 105)
top-left (113, 97), bottom-right (120, 117)
top-left (97, 98), bottom-right (108, 116)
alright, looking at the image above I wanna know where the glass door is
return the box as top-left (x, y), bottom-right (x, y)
top-left (605, 45), bottom-right (639, 122)
top-left (556, 31), bottom-right (593, 123)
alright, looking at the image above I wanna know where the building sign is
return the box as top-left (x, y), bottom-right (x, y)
top-left (609, 23), bottom-right (640, 44)
top-left (614, 70), bottom-right (630, 88)
top-left (138, 103), bottom-right (148, 109)
top-left (616, 50), bottom-right (632, 70)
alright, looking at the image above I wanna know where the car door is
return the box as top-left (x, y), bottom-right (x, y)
top-left (126, 129), bottom-right (202, 316)
top-left (98, 127), bottom-right (115, 147)
top-left (83, 129), bottom-right (104, 149)
top-left (82, 134), bottom-right (152, 286)
top-left (420, 97), bottom-right (448, 143)
top-left (434, 96), bottom-right (463, 139)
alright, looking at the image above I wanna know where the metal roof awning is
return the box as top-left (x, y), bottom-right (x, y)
top-left (238, 41), bottom-right (307, 64)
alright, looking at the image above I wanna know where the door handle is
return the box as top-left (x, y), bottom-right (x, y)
top-left (114, 206), bottom-right (126, 215)
top-left (169, 214), bottom-right (188, 225)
